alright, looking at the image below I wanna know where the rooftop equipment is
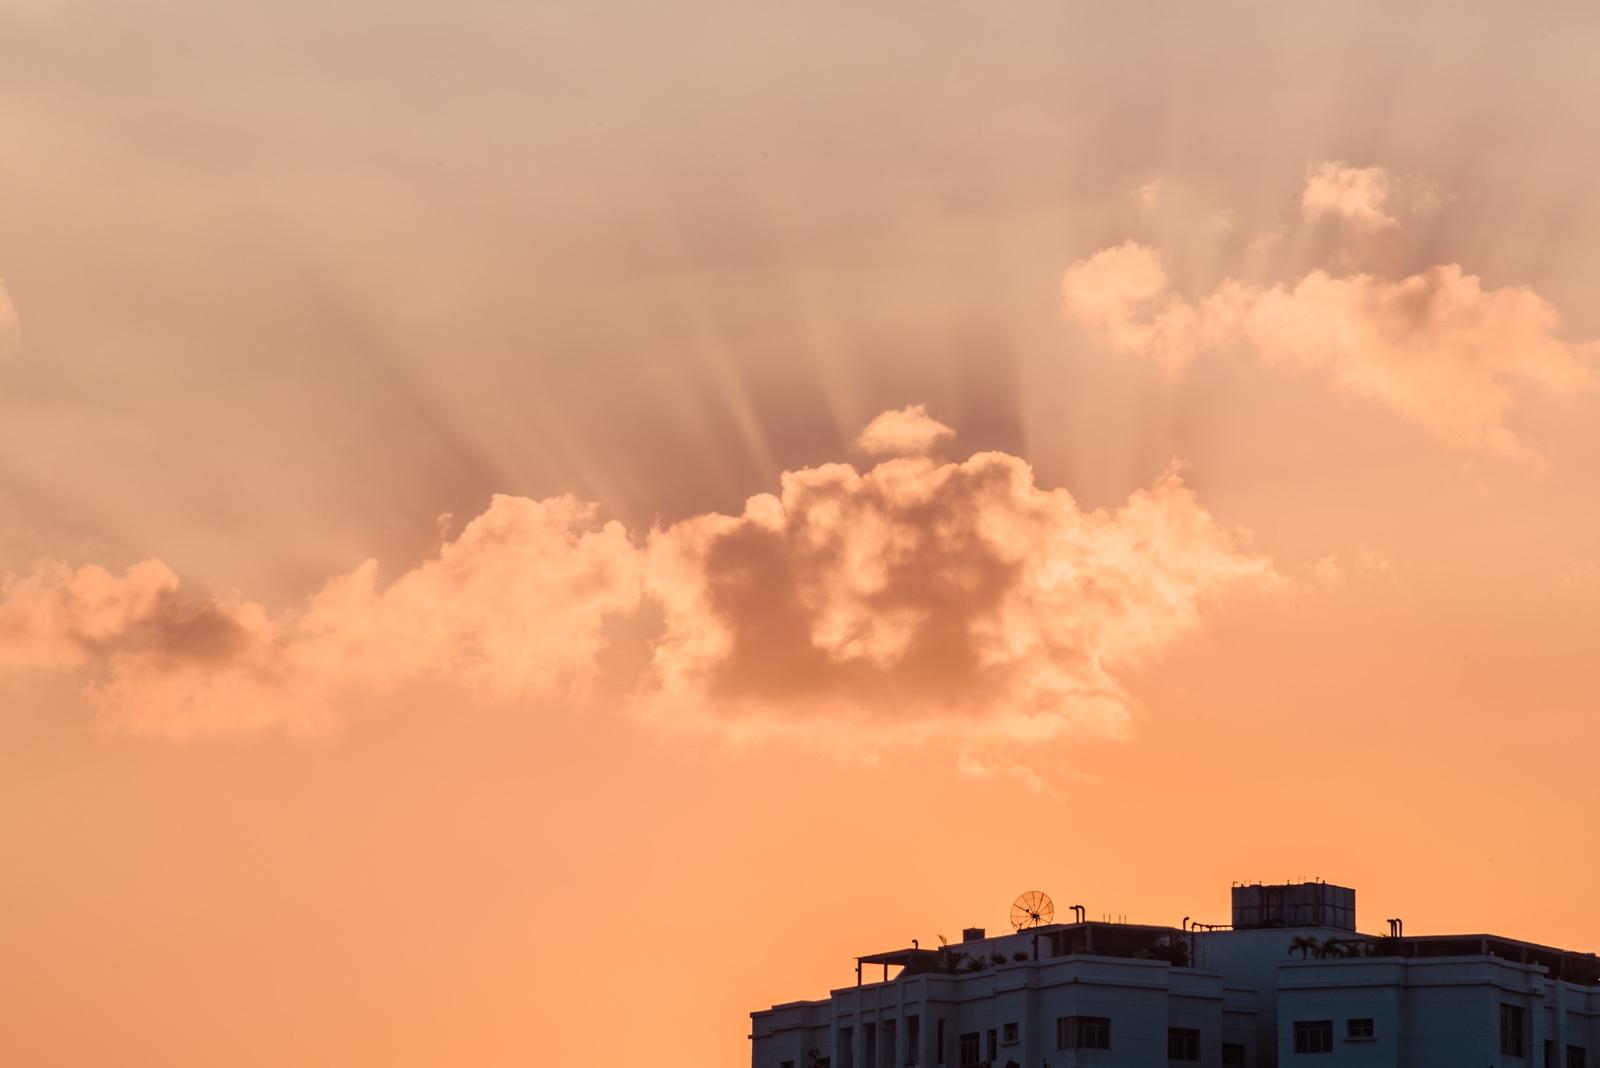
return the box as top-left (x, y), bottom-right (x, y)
top-left (1010, 890), bottom-right (1055, 930)
top-left (1231, 880), bottom-right (1355, 931)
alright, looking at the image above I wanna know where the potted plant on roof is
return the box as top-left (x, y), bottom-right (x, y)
top-left (1288, 935), bottom-right (1320, 959)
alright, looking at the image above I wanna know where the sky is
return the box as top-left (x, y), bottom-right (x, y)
top-left (2, 1), bottom-right (1600, 1064)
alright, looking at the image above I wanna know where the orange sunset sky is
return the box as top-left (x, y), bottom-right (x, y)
top-left (3, 2), bottom-right (1600, 1065)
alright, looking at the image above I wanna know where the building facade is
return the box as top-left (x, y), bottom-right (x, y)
top-left (751, 882), bottom-right (1600, 1068)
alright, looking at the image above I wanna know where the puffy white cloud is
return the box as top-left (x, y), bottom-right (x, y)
top-left (1301, 161), bottom-right (1445, 230)
top-left (0, 496), bottom-right (642, 737)
top-left (297, 495), bottom-right (642, 702)
top-left (1222, 264), bottom-right (1592, 458)
top-left (1059, 242), bottom-right (1205, 373)
top-left (0, 558), bottom-right (299, 737)
top-left (638, 450), bottom-right (1274, 752)
top-left (1, 420), bottom-right (1270, 766)
top-left (1302, 161), bottom-right (1396, 228)
top-left (855, 404), bottom-right (955, 456)
top-left (1062, 242), bottom-right (1595, 459)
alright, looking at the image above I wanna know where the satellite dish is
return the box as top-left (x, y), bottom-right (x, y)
top-left (1010, 890), bottom-right (1055, 930)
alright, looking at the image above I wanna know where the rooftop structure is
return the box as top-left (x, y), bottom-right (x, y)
top-left (1232, 882), bottom-right (1355, 932)
top-left (751, 881), bottom-right (1599, 1068)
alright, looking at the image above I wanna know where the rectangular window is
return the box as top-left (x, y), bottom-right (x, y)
top-left (1502, 1004), bottom-right (1527, 1058)
top-left (1548, 1041), bottom-right (1558, 1068)
top-left (1569, 1046), bottom-right (1588, 1068)
top-left (1222, 1042), bottom-right (1247, 1067)
top-left (866, 1023), bottom-right (877, 1068)
top-left (1346, 1018), bottom-right (1374, 1040)
top-left (839, 1027), bottom-right (854, 1068)
top-left (1168, 1027), bottom-right (1200, 1061)
top-left (958, 1032), bottom-right (980, 1068)
top-left (936, 1020), bottom-right (945, 1065)
top-left (781, 1062), bottom-right (794, 1068)
top-left (1056, 1016), bottom-right (1112, 1050)
top-left (907, 1016), bottom-right (920, 1066)
top-left (1002, 1022), bottom-right (1018, 1046)
top-left (883, 1020), bottom-right (896, 1068)
top-left (986, 1029), bottom-right (997, 1062)
top-left (1293, 1020), bottom-right (1334, 1054)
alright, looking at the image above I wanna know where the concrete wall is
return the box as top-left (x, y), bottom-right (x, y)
top-left (1276, 956), bottom-right (1600, 1068)
top-left (754, 954), bottom-right (1229, 1068)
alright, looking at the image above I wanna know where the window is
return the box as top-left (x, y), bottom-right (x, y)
top-left (781, 1062), bottom-right (794, 1068)
top-left (1501, 1004), bottom-right (1527, 1058)
top-left (1222, 1042), bottom-right (1247, 1067)
top-left (882, 1020), bottom-right (896, 1068)
top-left (958, 1032), bottom-right (980, 1068)
top-left (1346, 1018), bottom-right (1374, 1040)
top-left (839, 1028), bottom-right (854, 1068)
top-left (936, 1020), bottom-right (945, 1066)
top-left (1001, 1023), bottom-right (1018, 1046)
top-left (986, 1030), bottom-right (997, 1062)
top-left (1168, 1027), bottom-right (1200, 1061)
top-left (907, 1017), bottom-right (920, 1065)
top-left (1293, 1020), bottom-right (1333, 1054)
top-left (1056, 1016), bottom-right (1111, 1050)
top-left (1548, 1041), bottom-right (1558, 1068)
top-left (1569, 1046), bottom-right (1588, 1068)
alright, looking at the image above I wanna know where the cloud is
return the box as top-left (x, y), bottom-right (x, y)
top-left (1301, 161), bottom-right (1445, 230)
top-left (855, 404), bottom-right (955, 456)
top-left (1059, 242), bottom-right (1205, 374)
top-left (1310, 550), bottom-right (1396, 588)
top-left (0, 280), bottom-right (18, 373)
top-left (1062, 240), bottom-right (1595, 460)
top-left (1134, 177), bottom-right (1162, 214)
top-left (1302, 161), bottom-right (1395, 228)
top-left (1222, 265), bottom-right (1592, 458)
top-left (0, 415), bottom-right (1270, 765)
top-left (0, 495), bottom-right (642, 737)
top-left (297, 495), bottom-right (642, 701)
top-left (637, 450), bottom-right (1274, 753)
top-left (0, 558), bottom-right (295, 736)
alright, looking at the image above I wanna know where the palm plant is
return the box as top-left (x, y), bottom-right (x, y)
top-left (939, 948), bottom-right (969, 973)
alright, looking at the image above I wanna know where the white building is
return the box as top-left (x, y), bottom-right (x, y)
top-left (751, 881), bottom-right (1600, 1068)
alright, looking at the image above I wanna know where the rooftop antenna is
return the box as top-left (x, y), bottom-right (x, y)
top-left (1011, 891), bottom-right (1055, 930)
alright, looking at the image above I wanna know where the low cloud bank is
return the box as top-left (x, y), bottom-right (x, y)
top-left (1, 416), bottom-right (1271, 763)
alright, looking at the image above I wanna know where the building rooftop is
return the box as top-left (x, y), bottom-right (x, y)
top-left (842, 879), bottom-right (1599, 987)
